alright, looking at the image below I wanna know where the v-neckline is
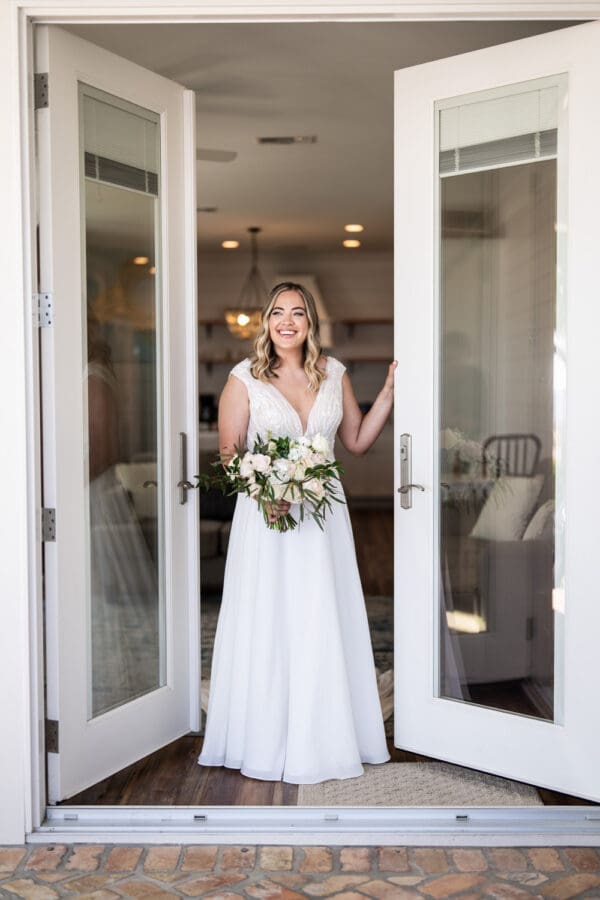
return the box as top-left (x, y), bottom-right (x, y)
top-left (266, 356), bottom-right (329, 436)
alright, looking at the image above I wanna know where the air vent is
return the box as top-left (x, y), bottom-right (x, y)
top-left (84, 151), bottom-right (158, 196)
top-left (257, 135), bottom-right (317, 145)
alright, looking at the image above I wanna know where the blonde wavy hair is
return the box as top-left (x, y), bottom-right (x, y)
top-left (250, 282), bottom-right (325, 391)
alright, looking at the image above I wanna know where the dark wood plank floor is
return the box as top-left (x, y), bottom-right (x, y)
top-left (64, 734), bottom-right (593, 807)
top-left (350, 505), bottom-right (394, 596)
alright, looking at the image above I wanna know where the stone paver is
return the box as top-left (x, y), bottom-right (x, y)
top-left (180, 844), bottom-right (219, 871)
top-left (340, 846), bottom-right (372, 872)
top-left (221, 844), bottom-right (257, 869)
top-left (377, 847), bottom-right (409, 872)
top-left (527, 848), bottom-right (564, 872)
top-left (142, 845), bottom-right (181, 871)
top-left (259, 845), bottom-right (294, 870)
top-left (413, 848), bottom-right (449, 874)
top-left (452, 848), bottom-right (488, 872)
top-left (103, 846), bottom-right (143, 873)
top-left (299, 847), bottom-right (333, 872)
top-left (64, 845), bottom-right (104, 872)
top-left (1, 844), bottom-right (600, 897)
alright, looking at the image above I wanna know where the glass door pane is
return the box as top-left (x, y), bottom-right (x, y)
top-left (81, 86), bottom-right (165, 718)
top-left (437, 77), bottom-right (566, 722)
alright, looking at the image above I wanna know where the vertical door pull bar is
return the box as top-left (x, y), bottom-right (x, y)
top-left (398, 432), bottom-right (425, 509)
top-left (177, 431), bottom-right (194, 505)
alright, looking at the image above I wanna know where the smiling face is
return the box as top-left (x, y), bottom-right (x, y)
top-left (268, 290), bottom-right (309, 353)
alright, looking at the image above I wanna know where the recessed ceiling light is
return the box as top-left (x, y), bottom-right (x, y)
top-left (133, 256), bottom-right (149, 265)
top-left (344, 224), bottom-right (364, 233)
top-left (222, 240), bottom-right (240, 249)
top-left (343, 239), bottom-right (361, 249)
top-left (149, 266), bottom-right (156, 275)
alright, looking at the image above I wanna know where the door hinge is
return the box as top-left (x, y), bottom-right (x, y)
top-left (526, 616), bottom-right (535, 641)
top-left (34, 73), bottom-right (49, 110)
top-left (35, 292), bottom-right (53, 327)
top-left (45, 718), bottom-right (59, 754)
top-left (42, 507), bottom-right (56, 542)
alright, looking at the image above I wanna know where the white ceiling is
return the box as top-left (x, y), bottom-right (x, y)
top-left (66, 20), bottom-right (574, 252)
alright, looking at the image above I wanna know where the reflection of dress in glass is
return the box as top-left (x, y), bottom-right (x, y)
top-left (198, 356), bottom-right (391, 784)
top-left (85, 360), bottom-right (159, 716)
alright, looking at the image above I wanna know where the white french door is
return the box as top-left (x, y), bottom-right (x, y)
top-left (36, 25), bottom-right (200, 803)
top-left (394, 21), bottom-right (600, 801)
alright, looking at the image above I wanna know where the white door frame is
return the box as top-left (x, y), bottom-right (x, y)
top-left (4, 0), bottom-right (600, 847)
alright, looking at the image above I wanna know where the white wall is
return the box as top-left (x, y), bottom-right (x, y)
top-left (0, 2), bottom-right (32, 844)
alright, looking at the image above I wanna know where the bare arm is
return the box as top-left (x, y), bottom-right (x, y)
top-left (218, 373), bottom-right (289, 522)
top-left (218, 374), bottom-right (250, 461)
top-left (337, 361), bottom-right (397, 456)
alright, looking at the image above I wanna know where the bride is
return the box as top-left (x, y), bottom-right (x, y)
top-left (198, 281), bottom-right (397, 784)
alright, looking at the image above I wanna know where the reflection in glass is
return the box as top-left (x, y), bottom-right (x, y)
top-left (81, 87), bottom-right (165, 718)
top-left (438, 82), bottom-right (564, 721)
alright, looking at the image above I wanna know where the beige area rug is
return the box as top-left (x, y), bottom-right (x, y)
top-left (297, 762), bottom-right (543, 806)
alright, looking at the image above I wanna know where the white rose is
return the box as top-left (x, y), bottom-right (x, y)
top-left (311, 434), bottom-right (330, 456)
top-left (239, 453), bottom-right (256, 478)
top-left (288, 447), bottom-right (303, 462)
top-left (270, 480), bottom-right (288, 501)
top-left (305, 477), bottom-right (325, 501)
top-left (252, 453), bottom-right (271, 473)
top-left (273, 458), bottom-right (294, 478)
top-left (293, 462), bottom-right (306, 480)
top-left (284, 482), bottom-right (302, 502)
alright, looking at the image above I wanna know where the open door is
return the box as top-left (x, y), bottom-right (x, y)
top-left (36, 25), bottom-right (200, 803)
top-left (394, 21), bottom-right (600, 801)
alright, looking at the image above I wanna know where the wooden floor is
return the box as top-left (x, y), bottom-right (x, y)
top-left (350, 505), bottom-right (394, 596)
top-left (65, 734), bottom-right (592, 807)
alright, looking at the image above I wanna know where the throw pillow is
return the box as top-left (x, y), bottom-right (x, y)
top-left (522, 498), bottom-right (555, 541)
top-left (470, 474), bottom-right (544, 541)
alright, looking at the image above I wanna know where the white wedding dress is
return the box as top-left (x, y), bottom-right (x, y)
top-left (197, 354), bottom-right (391, 783)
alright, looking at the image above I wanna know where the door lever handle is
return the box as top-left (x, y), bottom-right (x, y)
top-left (397, 483), bottom-right (425, 494)
top-left (399, 433), bottom-right (425, 509)
top-left (178, 432), bottom-right (193, 505)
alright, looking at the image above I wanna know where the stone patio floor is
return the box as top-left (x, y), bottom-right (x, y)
top-left (2, 844), bottom-right (600, 899)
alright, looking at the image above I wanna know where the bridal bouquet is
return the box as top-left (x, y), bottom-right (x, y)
top-left (196, 433), bottom-right (345, 532)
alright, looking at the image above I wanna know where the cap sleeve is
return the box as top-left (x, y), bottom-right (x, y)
top-left (229, 358), bottom-right (254, 387)
top-left (326, 356), bottom-right (347, 379)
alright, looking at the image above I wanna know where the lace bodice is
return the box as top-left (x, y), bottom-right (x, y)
top-left (230, 356), bottom-right (346, 456)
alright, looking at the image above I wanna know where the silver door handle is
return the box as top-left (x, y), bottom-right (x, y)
top-left (398, 433), bottom-right (425, 509)
top-left (398, 483), bottom-right (425, 494)
top-left (178, 431), bottom-right (192, 505)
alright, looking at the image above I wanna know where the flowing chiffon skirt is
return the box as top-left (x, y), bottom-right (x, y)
top-left (197, 488), bottom-right (391, 784)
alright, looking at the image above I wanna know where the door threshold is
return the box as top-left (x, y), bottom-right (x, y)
top-left (29, 805), bottom-right (600, 845)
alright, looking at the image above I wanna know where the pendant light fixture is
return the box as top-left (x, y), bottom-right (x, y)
top-left (224, 226), bottom-right (267, 340)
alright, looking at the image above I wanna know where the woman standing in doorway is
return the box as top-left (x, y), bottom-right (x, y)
top-left (198, 282), bottom-right (397, 783)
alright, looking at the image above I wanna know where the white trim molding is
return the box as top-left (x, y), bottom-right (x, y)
top-left (1, 0), bottom-right (599, 846)
top-left (17, 1), bottom-right (600, 23)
